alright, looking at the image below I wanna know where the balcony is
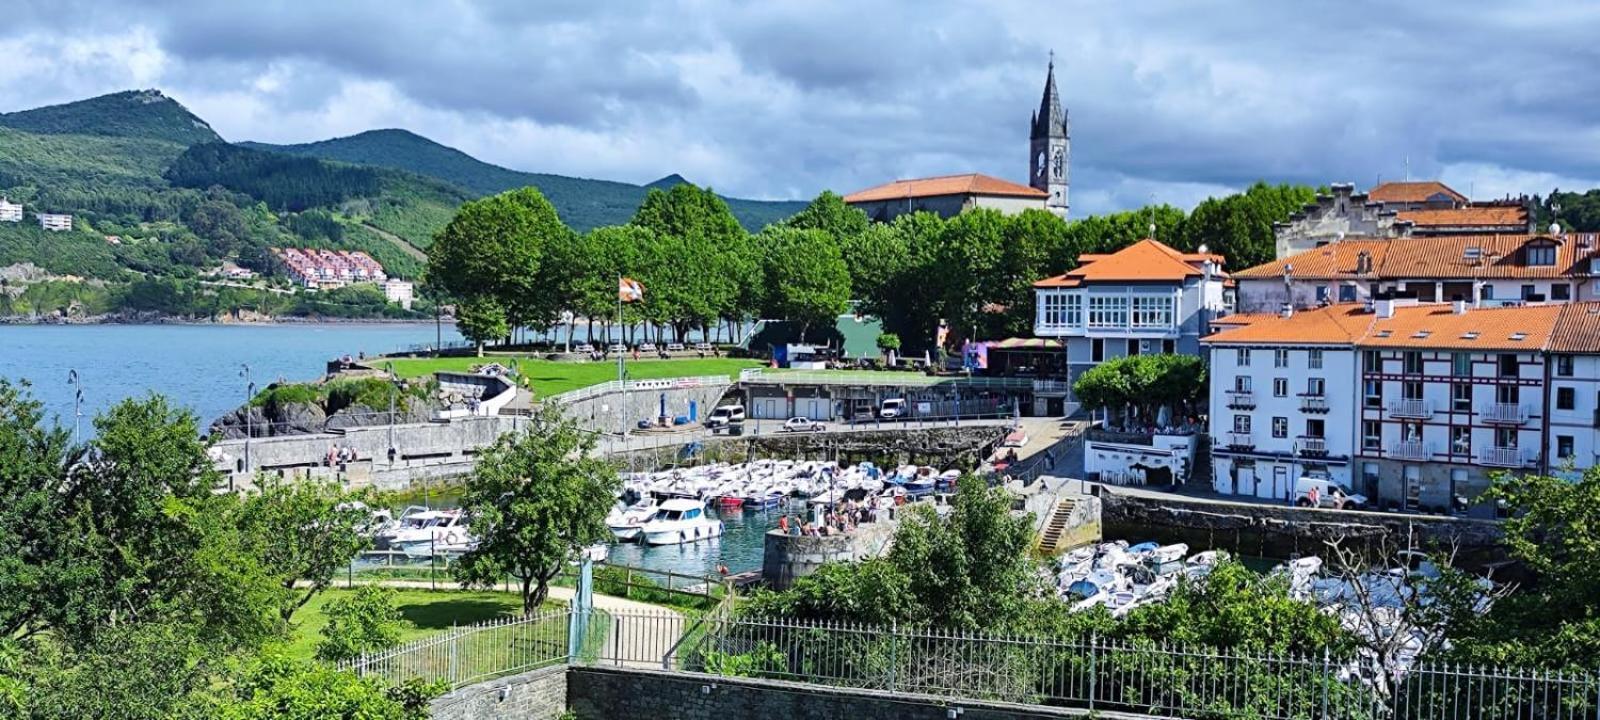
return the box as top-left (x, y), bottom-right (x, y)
top-left (1299, 394), bottom-right (1330, 414)
top-left (1389, 440), bottom-right (1432, 462)
top-left (1225, 390), bottom-right (1256, 410)
top-left (1295, 436), bottom-right (1329, 457)
top-left (1481, 403), bottom-right (1530, 425)
top-left (1479, 446), bottom-right (1534, 468)
top-left (1388, 398), bottom-right (1434, 420)
top-left (1224, 432), bottom-right (1254, 450)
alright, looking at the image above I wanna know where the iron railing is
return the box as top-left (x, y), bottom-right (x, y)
top-left (1481, 403), bottom-right (1530, 425)
top-left (739, 369), bottom-right (1037, 389)
top-left (1480, 446), bottom-right (1533, 468)
top-left (1390, 440), bottom-right (1433, 462)
top-left (1389, 398), bottom-right (1434, 419)
top-left (344, 608), bottom-right (1600, 720)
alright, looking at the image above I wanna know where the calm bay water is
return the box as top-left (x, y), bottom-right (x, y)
top-left (0, 323), bottom-right (459, 431)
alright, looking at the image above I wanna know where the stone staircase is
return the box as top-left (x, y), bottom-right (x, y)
top-left (1036, 497), bottom-right (1079, 554)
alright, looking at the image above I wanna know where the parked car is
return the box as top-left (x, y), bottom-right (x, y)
top-left (705, 404), bottom-right (746, 428)
top-left (1293, 476), bottom-right (1367, 510)
top-left (782, 416), bottom-right (826, 433)
top-left (879, 398), bottom-right (907, 419)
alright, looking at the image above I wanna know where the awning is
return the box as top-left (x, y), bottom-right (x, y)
top-left (986, 337), bottom-right (1063, 350)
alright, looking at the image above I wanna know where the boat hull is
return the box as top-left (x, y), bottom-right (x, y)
top-left (642, 522), bottom-right (724, 546)
top-left (608, 525), bottom-right (643, 541)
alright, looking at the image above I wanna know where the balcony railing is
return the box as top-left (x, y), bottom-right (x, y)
top-left (1295, 436), bottom-right (1328, 456)
top-left (1298, 394), bottom-right (1330, 413)
top-left (1481, 403), bottom-right (1529, 425)
top-left (1224, 432), bottom-right (1254, 449)
top-left (1225, 390), bottom-right (1256, 409)
top-left (1480, 446), bottom-right (1533, 468)
top-left (1389, 440), bottom-right (1432, 462)
top-left (1388, 398), bottom-right (1434, 419)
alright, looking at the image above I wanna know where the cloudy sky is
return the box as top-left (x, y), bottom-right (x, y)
top-left (4, 0), bottom-right (1600, 214)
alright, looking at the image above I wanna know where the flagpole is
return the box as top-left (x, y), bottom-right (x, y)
top-left (618, 273), bottom-right (627, 438)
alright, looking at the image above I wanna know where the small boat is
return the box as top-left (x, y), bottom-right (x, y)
top-left (379, 509), bottom-right (471, 552)
top-left (743, 490), bottom-right (785, 509)
top-left (1151, 543), bottom-right (1189, 564)
top-left (640, 498), bottom-right (725, 546)
top-left (606, 498), bottom-right (660, 541)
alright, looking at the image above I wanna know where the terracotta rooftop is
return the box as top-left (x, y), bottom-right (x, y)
top-left (1234, 239), bottom-right (1389, 280)
top-left (1397, 206), bottom-right (1528, 228)
top-left (1205, 302), bottom-right (1569, 351)
top-left (1550, 302), bottom-right (1600, 353)
top-left (1034, 238), bottom-right (1224, 287)
top-left (1235, 233), bottom-right (1593, 281)
top-left (843, 173), bottom-right (1048, 203)
top-left (1367, 181), bottom-right (1467, 205)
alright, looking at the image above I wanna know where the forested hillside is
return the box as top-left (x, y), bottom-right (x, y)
top-left (0, 89), bottom-right (222, 146)
top-left (246, 129), bottom-right (807, 232)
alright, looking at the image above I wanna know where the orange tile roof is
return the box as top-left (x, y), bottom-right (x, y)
top-left (1397, 206), bottom-right (1528, 228)
top-left (1234, 239), bottom-right (1389, 279)
top-left (1362, 304), bottom-right (1561, 350)
top-left (1204, 302), bottom-right (1568, 351)
top-left (1236, 233), bottom-right (1592, 281)
top-left (1381, 234), bottom-right (1582, 279)
top-left (1033, 238), bottom-right (1222, 287)
top-left (843, 173), bottom-right (1048, 203)
top-left (1211, 312), bottom-right (1279, 327)
top-left (1367, 181), bottom-right (1467, 204)
top-left (1203, 304), bottom-right (1374, 345)
top-left (1550, 302), bottom-right (1600, 353)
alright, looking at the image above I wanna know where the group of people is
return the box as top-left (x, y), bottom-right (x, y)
top-left (323, 444), bottom-right (358, 466)
top-left (774, 498), bottom-right (882, 537)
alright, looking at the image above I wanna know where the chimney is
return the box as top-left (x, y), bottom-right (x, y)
top-left (1279, 303), bottom-right (1294, 319)
top-left (1452, 299), bottom-right (1467, 315)
top-left (1376, 298), bottom-right (1395, 319)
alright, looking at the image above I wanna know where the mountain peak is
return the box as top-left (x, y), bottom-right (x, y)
top-left (647, 173), bottom-right (692, 189)
top-left (0, 88), bottom-right (222, 146)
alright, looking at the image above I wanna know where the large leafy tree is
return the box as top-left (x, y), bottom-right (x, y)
top-left (235, 478), bottom-right (372, 623)
top-left (1072, 353), bottom-right (1205, 425)
top-left (454, 404), bottom-right (620, 614)
top-left (1181, 181), bottom-right (1315, 269)
top-left (758, 226), bottom-right (851, 342)
top-left (632, 184), bottom-right (749, 340)
top-left (454, 295), bottom-right (510, 355)
top-left (427, 186), bottom-right (570, 344)
top-left (315, 585), bottom-right (408, 663)
top-left (784, 190), bottom-right (870, 241)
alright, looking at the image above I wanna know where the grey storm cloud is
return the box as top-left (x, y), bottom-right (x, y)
top-left (4, 0), bottom-right (1600, 213)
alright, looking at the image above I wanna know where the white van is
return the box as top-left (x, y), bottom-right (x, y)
top-left (705, 404), bottom-right (746, 428)
top-left (879, 398), bottom-right (907, 420)
top-left (1294, 476), bottom-right (1366, 510)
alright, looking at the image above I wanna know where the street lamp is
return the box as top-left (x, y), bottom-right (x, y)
top-left (66, 369), bottom-right (83, 443)
top-left (241, 364), bottom-right (254, 474)
top-left (386, 361), bottom-right (399, 466)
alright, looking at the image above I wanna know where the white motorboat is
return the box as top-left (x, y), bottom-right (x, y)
top-left (606, 498), bottom-right (660, 541)
top-left (640, 498), bottom-right (725, 546)
top-left (378, 508), bottom-right (471, 551)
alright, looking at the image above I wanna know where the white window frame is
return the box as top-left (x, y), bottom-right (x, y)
top-left (1308, 349), bottom-right (1324, 369)
top-left (1273, 378), bottom-right (1288, 397)
top-left (1129, 295), bottom-right (1174, 329)
top-left (1237, 348), bottom-right (1252, 367)
top-left (1087, 295), bottom-right (1129, 329)
top-left (1274, 349), bottom-right (1289, 368)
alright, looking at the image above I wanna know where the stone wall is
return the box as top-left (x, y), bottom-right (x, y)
top-left (1099, 487), bottom-right (1507, 568)
top-left (556, 383), bottom-right (734, 435)
top-left (613, 424), bottom-right (1010, 471)
top-left (429, 665), bottom-right (566, 720)
top-left (213, 415), bottom-right (522, 491)
top-left (565, 667), bottom-right (1113, 720)
top-left (762, 520), bottom-right (897, 589)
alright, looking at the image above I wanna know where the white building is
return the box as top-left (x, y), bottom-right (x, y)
top-left (383, 279), bottom-right (415, 310)
top-left (37, 213), bottom-right (72, 232)
top-left (1034, 238), bottom-right (1231, 393)
top-left (0, 198), bottom-right (21, 223)
top-left (1205, 305), bottom-right (1364, 502)
top-left (1205, 299), bottom-right (1600, 517)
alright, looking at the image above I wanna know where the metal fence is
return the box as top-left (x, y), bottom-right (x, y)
top-left (342, 608), bottom-right (1600, 720)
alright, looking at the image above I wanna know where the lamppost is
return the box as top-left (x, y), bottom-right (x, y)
top-left (66, 369), bottom-right (83, 443)
top-left (386, 361), bottom-right (399, 466)
top-left (241, 364), bottom-right (254, 474)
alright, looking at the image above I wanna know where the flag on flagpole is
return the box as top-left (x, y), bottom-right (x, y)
top-left (618, 277), bottom-right (644, 302)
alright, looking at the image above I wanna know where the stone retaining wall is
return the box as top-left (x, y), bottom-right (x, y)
top-left (612, 425), bottom-right (1010, 471)
top-left (428, 665), bottom-right (566, 720)
top-left (556, 384), bottom-right (734, 435)
top-left (1099, 487), bottom-right (1507, 568)
top-left (213, 415), bottom-right (522, 491)
top-left (761, 520), bottom-right (898, 589)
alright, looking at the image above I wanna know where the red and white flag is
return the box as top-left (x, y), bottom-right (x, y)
top-left (618, 277), bottom-right (644, 302)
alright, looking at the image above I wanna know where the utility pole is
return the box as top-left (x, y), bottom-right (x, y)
top-left (240, 364), bottom-right (254, 476)
top-left (66, 369), bottom-right (83, 443)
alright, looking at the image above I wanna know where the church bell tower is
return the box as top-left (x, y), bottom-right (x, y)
top-left (1030, 57), bottom-right (1070, 218)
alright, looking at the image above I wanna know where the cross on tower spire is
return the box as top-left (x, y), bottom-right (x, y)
top-left (1029, 54), bottom-right (1070, 218)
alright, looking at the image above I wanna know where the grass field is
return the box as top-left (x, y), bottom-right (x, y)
top-left (286, 587), bottom-right (535, 661)
top-left (386, 356), bottom-right (762, 396)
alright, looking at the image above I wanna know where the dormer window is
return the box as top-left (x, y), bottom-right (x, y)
top-left (1526, 244), bottom-right (1557, 267)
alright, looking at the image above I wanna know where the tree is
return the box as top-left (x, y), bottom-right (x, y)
top-left (1072, 354), bottom-right (1204, 427)
top-left (875, 332), bottom-right (901, 364)
top-left (236, 478), bottom-right (372, 623)
top-left (784, 191), bottom-right (870, 240)
top-left (219, 651), bottom-right (442, 720)
top-left (758, 226), bottom-right (851, 342)
top-left (454, 404), bottom-right (620, 614)
top-left (1180, 182), bottom-right (1314, 270)
top-left (631, 184), bottom-right (749, 341)
top-left (427, 186), bottom-right (569, 344)
top-left (315, 585), bottom-right (408, 663)
top-left (454, 296), bottom-right (509, 356)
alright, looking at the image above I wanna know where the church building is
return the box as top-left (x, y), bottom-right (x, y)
top-left (843, 60), bottom-right (1070, 222)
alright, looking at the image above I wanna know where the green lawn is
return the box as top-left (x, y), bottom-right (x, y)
top-left (287, 587), bottom-right (535, 661)
top-left (386, 356), bottom-right (762, 396)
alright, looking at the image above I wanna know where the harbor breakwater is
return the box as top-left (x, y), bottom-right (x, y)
top-left (1099, 487), bottom-right (1508, 569)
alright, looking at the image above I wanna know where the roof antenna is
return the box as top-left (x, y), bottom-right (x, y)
top-left (1403, 155), bottom-right (1410, 182)
top-left (1148, 192), bottom-right (1157, 241)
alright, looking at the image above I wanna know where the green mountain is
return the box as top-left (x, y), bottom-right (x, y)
top-left (0, 89), bottom-right (222, 147)
top-left (244, 129), bottom-right (806, 232)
